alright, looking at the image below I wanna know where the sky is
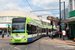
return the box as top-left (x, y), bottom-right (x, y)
top-left (0, 0), bottom-right (69, 19)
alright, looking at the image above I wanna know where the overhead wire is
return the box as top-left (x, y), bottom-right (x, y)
top-left (26, 0), bottom-right (42, 24)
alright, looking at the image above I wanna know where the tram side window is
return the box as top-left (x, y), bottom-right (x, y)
top-left (27, 24), bottom-right (37, 34)
top-left (44, 29), bottom-right (46, 33)
top-left (27, 24), bottom-right (32, 34)
top-left (39, 28), bottom-right (42, 33)
top-left (37, 27), bottom-right (41, 33)
top-left (42, 28), bottom-right (44, 33)
top-left (31, 25), bottom-right (37, 34)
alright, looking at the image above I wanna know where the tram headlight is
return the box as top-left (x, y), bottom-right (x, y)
top-left (11, 36), bottom-right (14, 39)
top-left (22, 36), bottom-right (26, 39)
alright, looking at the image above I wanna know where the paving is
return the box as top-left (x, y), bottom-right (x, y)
top-left (0, 35), bottom-right (10, 39)
top-left (0, 37), bottom-right (10, 39)
top-left (45, 37), bottom-right (75, 46)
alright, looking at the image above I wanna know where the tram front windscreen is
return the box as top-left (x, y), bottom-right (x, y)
top-left (12, 18), bottom-right (26, 33)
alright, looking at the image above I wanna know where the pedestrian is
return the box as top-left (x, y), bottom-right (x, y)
top-left (50, 30), bottom-right (54, 39)
top-left (49, 30), bottom-right (51, 37)
top-left (62, 29), bottom-right (66, 40)
top-left (7, 31), bottom-right (10, 37)
top-left (2, 29), bottom-right (4, 38)
top-left (66, 30), bottom-right (69, 38)
top-left (7, 32), bottom-right (9, 37)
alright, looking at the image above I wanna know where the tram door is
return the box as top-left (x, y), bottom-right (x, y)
top-left (70, 24), bottom-right (74, 38)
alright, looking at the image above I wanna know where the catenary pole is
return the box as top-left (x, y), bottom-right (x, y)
top-left (59, 0), bottom-right (62, 38)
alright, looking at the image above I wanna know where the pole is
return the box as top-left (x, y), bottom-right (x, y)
top-left (64, 2), bottom-right (65, 20)
top-left (52, 21), bottom-right (53, 31)
top-left (64, 2), bottom-right (66, 31)
top-left (59, 0), bottom-right (62, 38)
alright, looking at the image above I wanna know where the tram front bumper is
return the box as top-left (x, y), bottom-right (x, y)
top-left (10, 39), bottom-right (27, 43)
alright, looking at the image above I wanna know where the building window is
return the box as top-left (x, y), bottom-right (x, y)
top-left (74, 0), bottom-right (75, 10)
top-left (0, 16), bottom-right (7, 22)
top-left (8, 16), bottom-right (15, 22)
top-left (69, 0), bottom-right (73, 11)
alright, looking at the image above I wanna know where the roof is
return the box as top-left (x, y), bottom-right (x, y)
top-left (62, 17), bottom-right (75, 23)
top-left (0, 11), bottom-right (50, 24)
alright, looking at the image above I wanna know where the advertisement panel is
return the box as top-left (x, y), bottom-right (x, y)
top-left (0, 24), bottom-right (11, 28)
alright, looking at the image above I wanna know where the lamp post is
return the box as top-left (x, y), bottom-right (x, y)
top-left (59, 0), bottom-right (62, 38)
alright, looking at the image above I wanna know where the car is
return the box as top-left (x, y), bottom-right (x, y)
top-left (53, 31), bottom-right (59, 37)
top-left (49, 31), bottom-right (59, 37)
top-left (49, 31), bottom-right (55, 37)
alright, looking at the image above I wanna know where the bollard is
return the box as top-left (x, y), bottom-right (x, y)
top-left (2, 34), bottom-right (4, 38)
top-left (73, 38), bottom-right (75, 42)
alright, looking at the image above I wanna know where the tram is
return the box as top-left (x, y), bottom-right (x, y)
top-left (10, 17), bottom-right (52, 43)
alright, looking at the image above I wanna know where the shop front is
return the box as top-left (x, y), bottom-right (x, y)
top-left (0, 24), bottom-right (11, 35)
top-left (68, 21), bottom-right (75, 39)
top-left (62, 18), bottom-right (75, 39)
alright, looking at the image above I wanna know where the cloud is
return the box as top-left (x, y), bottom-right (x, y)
top-left (30, 0), bottom-right (68, 19)
top-left (30, 11), bottom-right (52, 19)
top-left (31, 0), bottom-right (59, 9)
top-left (31, 0), bottom-right (68, 9)
top-left (56, 14), bottom-right (59, 17)
top-left (34, 12), bottom-right (52, 15)
top-left (0, 0), bottom-right (32, 14)
top-left (4, 2), bottom-right (32, 13)
top-left (0, 0), bottom-right (69, 19)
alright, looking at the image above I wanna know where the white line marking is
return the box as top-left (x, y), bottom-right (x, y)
top-left (14, 47), bottom-right (20, 50)
top-left (2, 49), bottom-right (4, 50)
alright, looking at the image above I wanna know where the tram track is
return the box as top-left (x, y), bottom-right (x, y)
top-left (8, 45), bottom-right (17, 50)
top-left (8, 43), bottom-right (29, 50)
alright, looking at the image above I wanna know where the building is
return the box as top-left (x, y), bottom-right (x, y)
top-left (47, 16), bottom-right (59, 30)
top-left (62, 0), bottom-right (75, 39)
top-left (0, 11), bottom-right (56, 34)
top-left (61, 8), bottom-right (69, 20)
